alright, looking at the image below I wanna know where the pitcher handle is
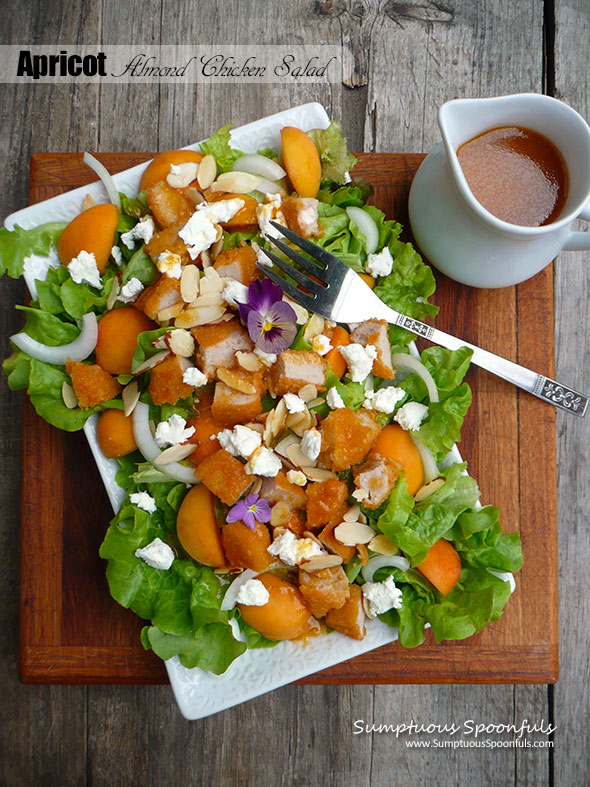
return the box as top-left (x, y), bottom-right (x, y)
top-left (562, 197), bottom-right (590, 250)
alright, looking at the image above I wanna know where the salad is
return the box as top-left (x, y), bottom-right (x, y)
top-left (0, 119), bottom-right (523, 675)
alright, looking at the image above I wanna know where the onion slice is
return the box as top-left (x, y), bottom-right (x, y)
top-left (362, 554), bottom-right (410, 583)
top-left (233, 154), bottom-right (286, 181)
top-left (253, 176), bottom-right (286, 196)
top-left (10, 312), bottom-right (98, 365)
top-left (220, 569), bottom-right (260, 611)
top-left (132, 402), bottom-right (197, 485)
top-left (391, 352), bottom-right (439, 403)
top-left (83, 152), bottom-right (121, 212)
top-left (488, 569), bottom-right (516, 594)
top-left (409, 434), bottom-right (439, 484)
top-left (346, 206), bottom-right (379, 255)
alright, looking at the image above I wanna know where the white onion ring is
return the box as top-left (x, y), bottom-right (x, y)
top-left (391, 352), bottom-right (439, 403)
top-left (346, 206), bottom-right (379, 254)
top-left (83, 152), bottom-right (121, 212)
top-left (132, 402), bottom-right (198, 485)
top-left (220, 569), bottom-right (260, 611)
top-left (409, 434), bottom-right (439, 483)
top-left (488, 569), bottom-right (516, 594)
top-left (254, 176), bottom-right (286, 196)
top-left (233, 154), bottom-right (286, 181)
top-left (10, 312), bottom-right (98, 365)
top-left (362, 554), bottom-right (410, 583)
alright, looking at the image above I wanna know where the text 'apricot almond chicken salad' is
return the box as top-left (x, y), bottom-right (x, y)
top-left (1, 121), bottom-right (522, 673)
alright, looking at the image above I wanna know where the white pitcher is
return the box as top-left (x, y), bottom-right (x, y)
top-left (408, 93), bottom-right (590, 288)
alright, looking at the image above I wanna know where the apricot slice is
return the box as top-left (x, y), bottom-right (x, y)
top-left (176, 484), bottom-right (226, 568)
top-left (371, 424), bottom-right (425, 496)
top-left (238, 573), bottom-right (313, 641)
top-left (280, 127), bottom-right (322, 198)
top-left (417, 538), bottom-right (461, 596)
top-left (140, 150), bottom-right (203, 192)
top-left (95, 306), bottom-right (155, 375)
top-left (222, 520), bottom-right (273, 572)
top-left (359, 273), bottom-right (375, 289)
top-left (325, 326), bottom-right (350, 379)
top-left (96, 409), bottom-right (137, 458)
top-left (57, 203), bottom-right (119, 274)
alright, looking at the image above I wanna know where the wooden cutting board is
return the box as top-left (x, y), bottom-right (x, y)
top-left (19, 152), bottom-right (558, 684)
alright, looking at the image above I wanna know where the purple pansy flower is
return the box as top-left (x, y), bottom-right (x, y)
top-left (238, 279), bottom-right (297, 354)
top-left (226, 493), bottom-right (272, 531)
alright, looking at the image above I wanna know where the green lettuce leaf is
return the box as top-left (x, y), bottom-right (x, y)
top-left (142, 623), bottom-right (246, 673)
top-left (132, 327), bottom-right (168, 371)
top-left (309, 121), bottom-right (358, 185)
top-left (0, 222), bottom-right (66, 279)
top-left (14, 305), bottom-right (79, 346)
top-left (121, 247), bottom-right (157, 286)
top-left (200, 124), bottom-right (244, 173)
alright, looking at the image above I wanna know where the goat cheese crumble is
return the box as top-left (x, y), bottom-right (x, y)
top-left (129, 491), bottom-right (157, 514)
top-left (245, 446), bottom-right (282, 477)
top-left (326, 387), bottom-right (346, 409)
top-left (235, 578), bottom-right (270, 607)
top-left (22, 247), bottom-right (60, 298)
top-left (110, 245), bottom-right (122, 266)
top-left (364, 386), bottom-right (405, 414)
top-left (67, 250), bottom-right (102, 289)
top-left (340, 343), bottom-right (377, 382)
top-left (283, 393), bottom-right (306, 414)
top-left (301, 428), bottom-right (322, 461)
top-left (154, 414), bottom-right (195, 448)
top-left (222, 279), bottom-right (249, 308)
top-left (179, 199), bottom-right (245, 259)
top-left (182, 366), bottom-right (208, 388)
top-left (394, 401), bottom-right (429, 431)
top-left (156, 251), bottom-right (183, 279)
top-left (365, 246), bottom-right (393, 278)
top-left (118, 277), bottom-right (144, 303)
top-left (267, 529), bottom-right (323, 566)
top-left (218, 424), bottom-right (262, 459)
top-left (121, 216), bottom-right (155, 249)
top-left (311, 334), bottom-right (332, 356)
top-left (135, 537), bottom-right (175, 571)
top-left (257, 193), bottom-right (287, 239)
top-left (362, 576), bottom-right (403, 617)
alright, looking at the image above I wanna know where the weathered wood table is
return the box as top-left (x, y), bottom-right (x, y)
top-left (1, 2), bottom-right (589, 785)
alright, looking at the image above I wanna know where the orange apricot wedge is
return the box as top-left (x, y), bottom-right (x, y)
top-left (280, 127), bottom-right (322, 198)
top-left (139, 150), bottom-right (204, 192)
top-left (176, 484), bottom-right (226, 568)
top-left (417, 538), bottom-right (462, 596)
top-left (95, 306), bottom-right (155, 375)
top-left (371, 424), bottom-right (425, 496)
top-left (238, 574), bottom-right (314, 641)
top-left (96, 409), bottom-right (138, 458)
top-left (57, 203), bottom-right (119, 273)
top-left (325, 325), bottom-right (350, 379)
top-left (359, 273), bottom-right (375, 289)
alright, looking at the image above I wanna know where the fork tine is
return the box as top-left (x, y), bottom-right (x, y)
top-left (259, 247), bottom-right (325, 295)
top-left (265, 234), bottom-right (326, 277)
top-left (269, 221), bottom-right (345, 269)
top-left (254, 261), bottom-right (318, 311)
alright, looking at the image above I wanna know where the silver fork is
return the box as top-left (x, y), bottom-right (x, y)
top-left (258, 221), bottom-right (588, 418)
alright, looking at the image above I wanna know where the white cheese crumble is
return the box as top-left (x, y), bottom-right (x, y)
top-left (394, 401), bottom-right (429, 431)
top-left (217, 424), bottom-right (262, 459)
top-left (235, 578), bottom-right (269, 607)
top-left (365, 246), bottom-right (393, 278)
top-left (22, 247), bottom-right (60, 298)
top-left (339, 343), bottom-right (377, 382)
top-left (129, 491), bottom-right (157, 514)
top-left (154, 414), bottom-right (195, 448)
top-left (156, 251), bottom-right (183, 279)
top-left (135, 537), bottom-right (175, 570)
top-left (67, 250), bottom-right (102, 289)
top-left (326, 387), bottom-right (345, 409)
top-left (179, 199), bottom-right (245, 259)
top-left (311, 334), bottom-right (332, 356)
top-left (118, 277), bottom-right (144, 303)
top-left (121, 216), bottom-right (155, 249)
top-left (283, 393), bottom-right (306, 414)
top-left (364, 386), bottom-right (405, 414)
top-left (257, 193), bottom-right (287, 239)
top-left (222, 279), bottom-right (249, 308)
top-left (301, 428), bottom-right (322, 462)
top-left (267, 529), bottom-right (323, 566)
top-left (111, 245), bottom-right (123, 266)
top-left (286, 469), bottom-right (307, 487)
top-left (362, 576), bottom-right (403, 616)
top-left (245, 446), bottom-right (282, 477)
top-left (254, 347), bottom-right (277, 367)
top-left (182, 366), bottom-right (208, 388)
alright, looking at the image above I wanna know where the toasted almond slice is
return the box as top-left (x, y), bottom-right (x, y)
top-left (194, 291), bottom-right (224, 308)
top-left (174, 303), bottom-right (226, 328)
top-left (303, 313), bottom-right (325, 343)
top-left (270, 500), bottom-right (290, 527)
top-left (274, 433), bottom-right (300, 458)
top-left (297, 384), bottom-right (317, 402)
top-left (122, 380), bottom-right (140, 417)
top-left (200, 249), bottom-right (212, 269)
top-left (306, 397), bottom-right (324, 409)
top-left (166, 328), bottom-right (195, 357)
top-left (154, 442), bottom-right (196, 465)
top-left (362, 595), bottom-right (377, 620)
top-left (300, 554), bottom-right (343, 572)
top-left (343, 504), bottom-right (361, 522)
top-left (106, 276), bottom-right (120, 311)
top-left (263, 398), bottom-right (287, 446)
top-left (244, 422), bottom-right (264, 434)
top-left (367, 534), bottom-right (399, 556)
top-left (197, 154), bottom-right (217, 190)
top-left (62, 381), bottom-right (78, 409)
top-left (210, 171), bottom-right (259, 193)
top-left (133, 349), bottom-right (170, 375)
top-left (303, 531), bottom-right (324, 548)
top-left (333, 521), bottom-right (376, 546)
top-left (180, 264), bottom-right (200, 303)
top-left (286, 443), bottom-right (316, 469)
top-left (184, 186), bottom-right (206, 205)
top-left (81, 193), bottom-right (97, 211)
top-left (250, 477), bottom-right (262, 495)
top-left (152, 335), bottom-right (168, 350)
top-left (284, 295), bottom-right (309, 325)
top-left (236, 351), bottom-right (261, 372)
top-left (286, 408), bottom-right (315, 437)
top-left (157, 302), bottom-right (184, 322)
top-left (203, 266), bottom-right (224, 292)
top-left (209, 237), bottom-right (224, 263)
top-left (301, 466), bottom-right (337, 481)
top-left (217, 367), bottom-right (257, 394)
top-left (414, 477), bottom-right (446, 502)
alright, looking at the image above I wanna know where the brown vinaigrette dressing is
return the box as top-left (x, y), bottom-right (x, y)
top-left (457, 126), bottom-right (569, 226)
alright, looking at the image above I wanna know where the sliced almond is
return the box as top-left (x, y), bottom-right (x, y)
top-left (300, 554), bottom-right (343, 572)
top-left (210, 171), bottom-right (259, 194)
top-left (81, 193), bottom-right (97, 211)
top-left (263, 398), bottom-right (287, 446)
top-left (196, 154), bottom-right (217, 190)
top-left (286, 443), bottom-right (316, 469)
top-left (250, 477), bottom-right (262, 495)
top-left (236, 351), bottom-right (261, 372)
top-left (414, 477), bottom-right (446, 502)
top-left (180, 265), bottom-right (200, 303)
top-left (122, 380), bottom-right (140, 417)
top-left (303, 313), bottom-right (325, 343)
top-left (62, 381), bottom-right (78, 409)
top-left (270, 500), bottom-right (290, 527)
top-left (157, 302), bottom-right (184, 322)
top-left (297, 384), bottom-right (317, 402)
top-left (333, 521), bottom-right (376, 546)
top-left (202, 266), bottom-right (224, 292)
top-left (343, 504), bottom-right (361, 522)
top-left (274, 433), bottom-right (300, 458)
top-left (133, 349), bottom-right (170, 375)
top-left (175, 303), bottom-right (226, 328)
top-left (367, 534), bottom-right (398, 556)
top-left (362, 595), bottom-right (377, 620)
top-left (184, 187), bottom-right (206, 205)
top-left (154, 442), bottom-right (196, 466)
top-left (166, 328), bottom-right (195, 357)
top-left (200, 249), bottom-right (212, 269)
top-left (106, 277), bottom-right (120, 311)
top-left (217, 367), bottom-right (257, 394)
top-left (152, 335), bottom-right (168, 350)
top-left (193, 291), bottom-right (224, 308)
top-left (286, 407), bottom-right (315, 437)
top-left (303, 531), bottom-right (324, 548)
top-left (167, 161), bottom-right (199, 189)
top-left (284, 295), bottom-right (309, 325)
top-left (243, 422), bottom-right (264, 435)
top-left (209, 237), bottom-right (224, 263)
top-left (301, 466), bottom-right (337, 481)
